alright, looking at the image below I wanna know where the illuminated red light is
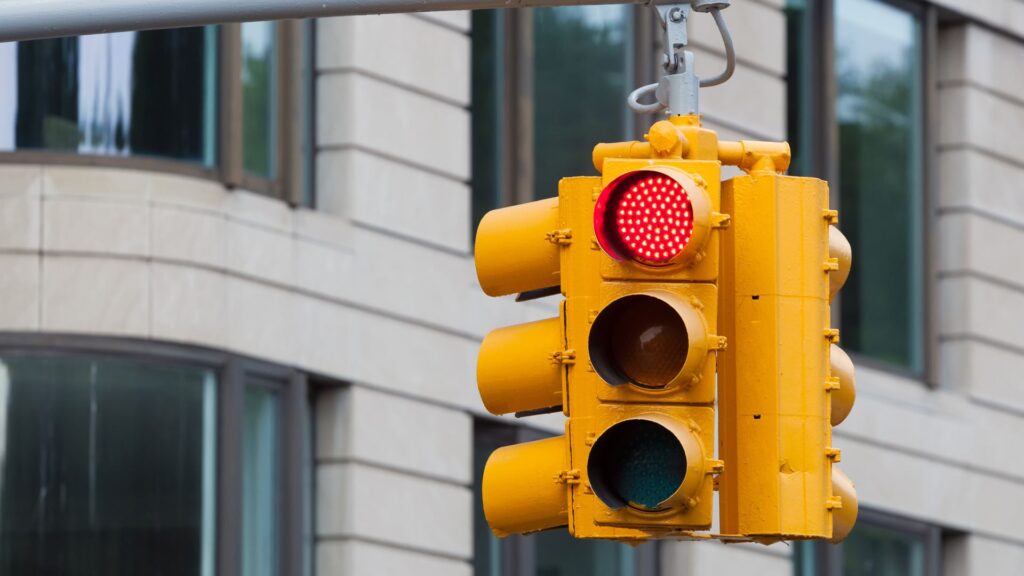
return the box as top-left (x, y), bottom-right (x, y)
top-left (594, 172), bottom-right (695, 265)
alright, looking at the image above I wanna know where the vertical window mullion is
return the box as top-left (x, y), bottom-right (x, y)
top-left (220, 24), bottom-right (243, 188)
top-left (218, 357), bottom-right (245, 576)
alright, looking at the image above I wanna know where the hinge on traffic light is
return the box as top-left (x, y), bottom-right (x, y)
top-left (826, 496), bottom-right (844, 510)
top-left (823, 209), bottom-right (839, 225)
top-left (709, 335), bottom-right (728, 350)
top-left (825, 447), bottom-right (842, 462)
top-left (825, 376), bottom-right (841, 391)
top-left (709, 459), bottom-right (725, 475)
top-left (825, 329), bottom-right (840, 343)
top-left (554, 469), bottom-right (581, 485)
top-left (550, 349), bottom-right (577, 365)
top-left (712, 212), bottom-right (731, 229)
top-left (824, 257), bottom-right (840, 272)
top-left (546, 229), bottom-right (573, 245)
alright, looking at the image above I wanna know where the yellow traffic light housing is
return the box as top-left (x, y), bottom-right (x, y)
top-left (474, 118), bottom-right (858, 544)
top-left (717, 171), bottom-right (858, 543)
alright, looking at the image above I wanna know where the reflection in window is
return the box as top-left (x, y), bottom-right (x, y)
top-left (0, 28), bottom-right (217, 164)
top-left (834, 0), bottom-right (923, 372)
top-left (0, 354), bottom-right (217, 575)
top-left (533, 5), bottom-right (632, 199)
top-left (795, 513), bottom-right (933, 576)
top-left (242, 22), bottom-right (277, 179)
top-left (242, 385), bottom-right (280, 576)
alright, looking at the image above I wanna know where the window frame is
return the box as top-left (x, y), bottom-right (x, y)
top-left (0, 332), bottom-right (311, 576)
top-left (790, 0), bottom-right (937, 383)
top-left (0, 21), bottom-right (313, 206)
top-left (797, 508), bottom-right (943, 576)
top-left (473, 418), bottom-right (660, 576)
top-left (472, 6), bottom-right (659, 213)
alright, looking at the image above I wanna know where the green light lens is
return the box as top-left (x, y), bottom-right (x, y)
top-left (588, 420), bottom-right (685, 511)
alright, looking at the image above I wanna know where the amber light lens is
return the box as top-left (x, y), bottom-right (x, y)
top-left (595, 171), bottom-right (694, 265)
top-left (589, 295), bottom-right (688, 388)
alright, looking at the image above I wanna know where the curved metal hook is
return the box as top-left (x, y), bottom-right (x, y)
top-left (699, 9), bottom-right (735, 87)
top-left (627, 82), bottom-right (666, 114)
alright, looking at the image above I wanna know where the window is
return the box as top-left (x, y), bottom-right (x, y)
top-left (0, 336), bottom-right (311, 576)
top-left (471, 6), bottom-right (652, 232)
top-left (0, 21), bottom-right (313, 205)
top-left (473, 420), bottom-right (657, 576)
top-left (787, 0), bottom-right (926, 374)
top-left (0, 28), bottom-right (217, 164)
top-left (795, 509), bottom-right (941, 576)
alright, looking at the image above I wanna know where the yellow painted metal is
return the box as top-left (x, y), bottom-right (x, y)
top-left (830, 467), bottom-right (858, 543)
top-left (718, 173), bottom-right (835, 540)
top-left (482, 435), bottom-right (568, 537)
top-left (475, 197), bottom-right (561, 297)
top-left (829, 225), bottom-right (852, 300)
top-left (554, 124), bottom-right (725, 540)
top-left (477, 316), bottom-right (564, 415)
top-left (830, 344), bottom-right (856, 426)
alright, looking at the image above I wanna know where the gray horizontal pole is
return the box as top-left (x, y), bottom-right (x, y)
top-left (0, 0), bottom-right (648, 43)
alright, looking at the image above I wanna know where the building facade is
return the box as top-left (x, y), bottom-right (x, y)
top-left (0, 0), bottom-right (1022, 574)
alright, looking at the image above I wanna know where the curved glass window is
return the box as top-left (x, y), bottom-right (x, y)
top-left (0, 28), bottom-right (217, 165)
top-left (0, 353), bottom-right (217, 575)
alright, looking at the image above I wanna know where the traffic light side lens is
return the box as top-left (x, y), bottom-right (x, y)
top-left (588, 419), bottom-right (686, 511)
top-left (590, 295), bottom-right (688, 388)
top-left (595, 170), bottom-right (701, 266)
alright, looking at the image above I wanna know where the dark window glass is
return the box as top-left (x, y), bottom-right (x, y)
top-left (0, 28), bottom-right (217, 165)
top-left (834, 0), bottom-right (923, 372)
top-left (532, 5), bottom-right (632, 199)
top-left (0, 353), bottom-right (217, 575)
top-left (473, 421), bottom-right (639, 576)
top-left (242, 385), bottom-right (280, 576)
top-left (794, 513), bottom-right (933, 576)
top-left (785, 0), bottom-right (815, 177)
top-left (470, 9), bottom-right (504, 236)
top-left (242, 22), bottom-right (277, 179)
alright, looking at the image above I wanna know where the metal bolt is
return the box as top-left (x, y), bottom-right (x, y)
top-left (669, 7), bottom-right (684, 22)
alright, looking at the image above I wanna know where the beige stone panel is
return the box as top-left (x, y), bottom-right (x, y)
top-left (691, 46), bottom-right (786, 140)
top-left (842, 363), bottom-right (1024, 488)
top-left (938, 148), bottom-right (1024, 222)
top-left (940, 339), bottom-right (1024, 415)
top-left (939, 212), bottom-right (1024, 289)
top-left (151, 262), bottom-right (227, 349)
top-left (940, 85), bottom-right (1024, 166)
top-left (317, 14), bottom-right (469, 105)
top-left (317, 148), bottom-right (471, 253)
top-left (944, 533), bottom-right (1024, 576)
top-left (316, 539), bottom-right (471, 576)
top-left (939, 276), bottom-right (1024, 352)
top-left (293, 235), bottom-right (354, 301)
top-left (0, 253), bottom-right (40, 330)
top-left (225, 219), bottom-right (294, 287)
top-left (316, 386), bottom-right (472, 484)
top-left (43, 197), bottom-right (149, 257)
top-left (224, 189), bottom-right (293, 233)
top-left (689, 0), bottom-right (785, 76)
top-left (838, 433), bottom-right (1024, 542)
top-left (930, 0), bottom-right (1024, 47)
top-left (317, 73), bottom-right (470, 181)
top-left (42, 165), bottom-right (150, 202)
top-left (225, 276), bottom-right (296, 366)
top-left (151, 205), bottom-right (227, 269)
top-left (293, 207), bottom-right (354, 249)
top-left (149, 172), bottom-right (228, 212)
top-left (0, 165), bottom-right (42, 251)
top-left (316, 463), bottom-right (472, 558)
top-left (41, 255), bottom-right (148, 336)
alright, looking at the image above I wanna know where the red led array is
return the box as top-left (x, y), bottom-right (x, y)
top-left (611, 175), bottom-right (693, 264)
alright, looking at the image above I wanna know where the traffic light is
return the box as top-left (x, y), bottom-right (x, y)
top-left (718, 171), bottom-right (858, 543)
top-left (474, 116), bottom-right (730, 541)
